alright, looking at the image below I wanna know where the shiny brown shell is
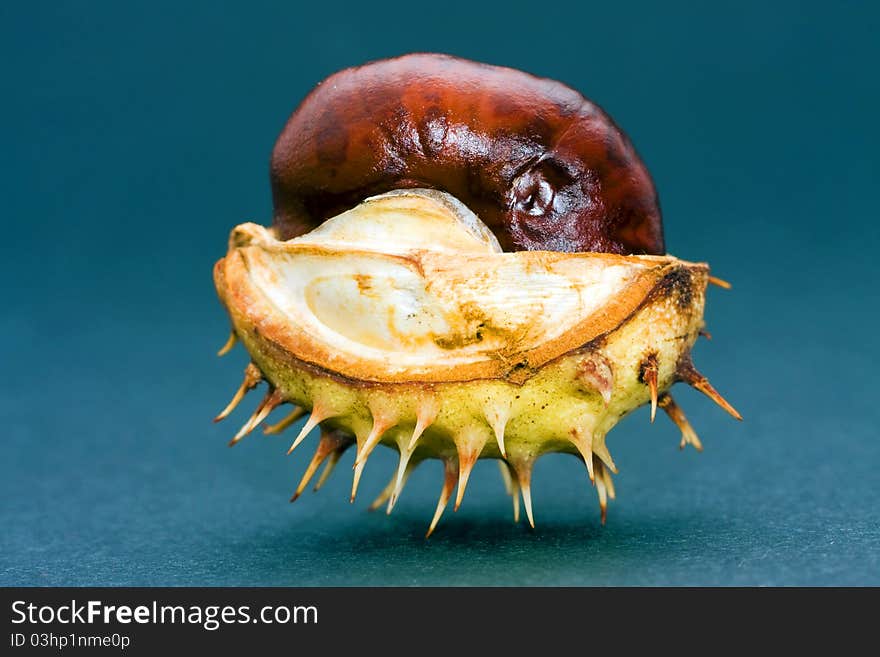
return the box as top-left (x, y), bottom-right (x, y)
top-left (270, 53), bottom-right (664, 255)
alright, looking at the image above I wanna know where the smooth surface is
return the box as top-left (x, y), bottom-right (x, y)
top-left (269, 53), bottom-right (665, 255)
top-left (2, 1), bottom-right (878, 586)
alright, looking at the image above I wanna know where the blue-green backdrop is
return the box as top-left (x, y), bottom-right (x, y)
top-left (2, 0), bottom-right (878, 585)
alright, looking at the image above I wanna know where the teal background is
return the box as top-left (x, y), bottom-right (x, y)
top-left (2, 1), bottom-right (878, 585)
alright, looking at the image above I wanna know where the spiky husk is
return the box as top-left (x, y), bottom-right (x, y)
top-left (213, 190), bottom-right (739, 535)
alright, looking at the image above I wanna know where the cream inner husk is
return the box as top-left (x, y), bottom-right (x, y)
top-left (233, 189), bottom-right (671, 372)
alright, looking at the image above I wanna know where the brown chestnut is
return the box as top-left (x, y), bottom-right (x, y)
top-left (270, 53), bottom-right (664, 255)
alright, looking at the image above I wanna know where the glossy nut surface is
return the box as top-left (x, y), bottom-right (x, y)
top-left (270, 53), bottom-right (664, 255)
